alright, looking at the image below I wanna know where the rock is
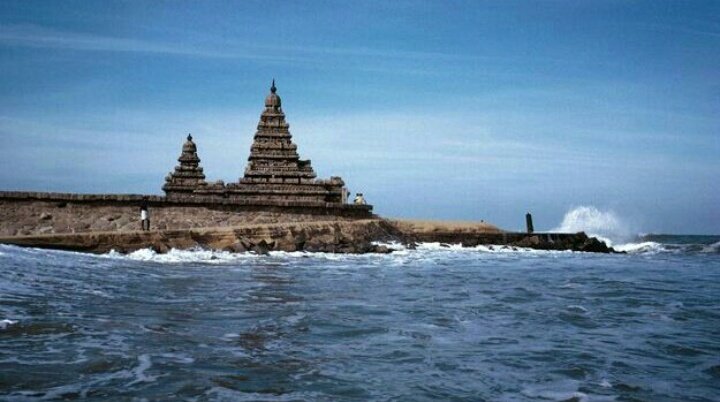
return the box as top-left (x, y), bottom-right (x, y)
top-left (251, 239), bottom-right (274, 255)
top-left (152, 243), bottom-right (170, 253)
top-left (371, 245), bottom-right (392, 254)
top-left (515, 235), bottom-right (541, 247)
top-left (38, 226), bottom-right (53, 234)
top-left (579, 237), bottom-right (613, 253)
top-left (39, 212), bottom-right (52, 220)
top-left (229, 241), bottom-right (248, 253)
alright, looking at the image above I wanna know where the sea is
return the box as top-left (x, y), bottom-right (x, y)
top-left (1, 207), bottom-right (719, 401)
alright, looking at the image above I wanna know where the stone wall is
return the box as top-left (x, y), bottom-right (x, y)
top-left (0, 219), bottom-right (399, 254)
top-left (0, 192), bottom-right (373, 237)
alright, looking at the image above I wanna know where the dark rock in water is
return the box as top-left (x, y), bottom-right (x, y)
top-left (152, 243), bottom-right (170, 254)
top-left (371, 245), bottom-right (392, 254)
top-left (514, 235), bottom-right (541, 247)
top-left (235, 241), bottom-right (248, 253)
top-left (252, 240), bottom-right (274, 255)
top-left (579, 237), bottom-right (613, 253)
top-left (223, 242), bottom-right (248, 253)
top-left (506, 232), bottom-right (616, 253)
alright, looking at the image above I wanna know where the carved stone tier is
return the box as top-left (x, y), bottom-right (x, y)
top-left (162, 134), bottom-right (207, 198)
top-left (233, 81), bottom-right (343, 203)
top-left (161, 81), bottom-right (359, 207)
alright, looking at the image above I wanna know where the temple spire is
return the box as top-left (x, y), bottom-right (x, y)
top-left (162, 134), bottom-right (207, 197)
top-left (264, 78), bottom-right (282, 110)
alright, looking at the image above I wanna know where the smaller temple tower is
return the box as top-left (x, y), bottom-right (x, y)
top-left (162, 134), bottom-right (207, 198)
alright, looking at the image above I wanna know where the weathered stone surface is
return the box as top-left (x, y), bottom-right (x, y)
top-left (162, 134), bottom-right (208, 196)
top-left (0, 194), bottom-right (373, 237)
top-left (162, 82), bottom-right (351, 206)
top-left (387, 220), bottom-right (617, 253)
top-left (0, 200), bottom-right (616, 254)
top-left (0, 219), bottom-right (401, 254)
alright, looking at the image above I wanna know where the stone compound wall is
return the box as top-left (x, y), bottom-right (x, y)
top-left (0, 192), bottom-right (373, 237)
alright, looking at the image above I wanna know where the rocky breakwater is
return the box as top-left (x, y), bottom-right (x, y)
top-left (0, 219), bottom-right (401, 255)
top-left (389, 219), bottom-right (617, 253)
top-left (0, 217), bottom-right (617, 255)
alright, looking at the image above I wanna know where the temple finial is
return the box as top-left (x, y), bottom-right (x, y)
top-left (187, 133), bottom-right (192, 141)
top-left (270, 78), bottom-right (276, 93)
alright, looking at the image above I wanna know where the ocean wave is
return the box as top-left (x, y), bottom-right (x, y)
top-left (554, 206), bottom-right (632, 244)
top-left (2, 238), bottom-right (714, 264)
top-left (614, 240), bottom-right (720, 254)
top-left (615, 241), bottom-right (666, 254)
top-left (103, 248), bottom-right (262, 263)
top-left (376, 241), bottom-right (574, 254)
top-left (0, 319), bottom-right (18, 330)
top-left (702, 241), bottom-right (720, 253)
top-left (92, 242), bottom-right (582, 263)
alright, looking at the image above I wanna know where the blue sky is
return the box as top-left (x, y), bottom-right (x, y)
top-left (0, 0), bottom-right (718, 234)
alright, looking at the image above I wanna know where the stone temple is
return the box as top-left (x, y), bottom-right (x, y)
top-left (163, 81), bottom-right (351, 207)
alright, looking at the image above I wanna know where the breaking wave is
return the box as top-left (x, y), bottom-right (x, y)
top-left (614, 241), bottom-right (665, 254)
top-left (98, 243), bottom-right (574, 263)
top-left (103, 247), bottom-right (262, 263)
top-left (553, 206), bottom-right (631, 245)
top-left (553, 206), bottom-right (720, 254)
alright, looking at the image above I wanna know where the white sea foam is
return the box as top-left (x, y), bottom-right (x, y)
top-left (98, 242), bottom-right (580, 264)
top-left (104, 248), bottom-right (261, 263)
top-left (702, 241), bottom-right (720, 253)
top-left (521, 380), bottom-right (588, 401)
top-left (614, 241), bottom-right (666, 254)
top-left (380, 241), bottom-right (572, 254)
top-left (566, 305), bottom-right (588, 313)
top-left (127, 354), bottom-right (157, 386)
top-left (0, 319), bottom-right (18, 329)
top-left (159, 353), bottom-right (195, 364)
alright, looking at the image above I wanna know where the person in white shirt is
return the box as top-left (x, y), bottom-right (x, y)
top-left (140, 198), bottom-right (150, 231)
top-left (353, 193), bottom-right (366, 205)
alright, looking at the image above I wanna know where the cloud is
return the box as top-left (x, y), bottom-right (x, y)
top-left (0, 24), bottom-right (483, 65)
top-left (0, 24), bottom-right (311, 63)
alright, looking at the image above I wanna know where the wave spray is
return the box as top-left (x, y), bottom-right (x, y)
top-left (553, 206), bottom-right (631, 246)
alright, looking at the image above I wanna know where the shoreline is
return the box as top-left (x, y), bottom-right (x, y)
top-left (0, 218), bottom-right (617, 254)
top-left (0, 190), bottom-right (616, 254)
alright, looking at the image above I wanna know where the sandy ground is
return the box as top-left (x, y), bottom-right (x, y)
top-left (388, 218), bottom-right (503, 234)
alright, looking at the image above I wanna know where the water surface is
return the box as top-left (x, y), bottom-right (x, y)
top-left (1, 239), bottom-right (719, 401)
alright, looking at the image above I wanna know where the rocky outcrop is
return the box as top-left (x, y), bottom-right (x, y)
top-left (388, 219), bottom-right (617, 253)
top-left (0, 217), bottom-right (617, 255)
top-left (510, 233), bottom-right (616, 253)
top-left (0, 219), bottom-right (401, 255)
top-left (0, 196), bottom-right (615, 254)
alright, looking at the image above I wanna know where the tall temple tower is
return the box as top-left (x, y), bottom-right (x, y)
top-left (226, 80), bottom-right (344, 203)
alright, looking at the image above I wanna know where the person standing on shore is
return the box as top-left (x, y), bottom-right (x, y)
top-left (353, 193), bottom-right (366, 205)
top-left (140, 198), bottom-right (150, 231)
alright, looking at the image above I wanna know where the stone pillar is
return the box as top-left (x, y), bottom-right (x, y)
top-left (526, 213), bottom-right (534, 234)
